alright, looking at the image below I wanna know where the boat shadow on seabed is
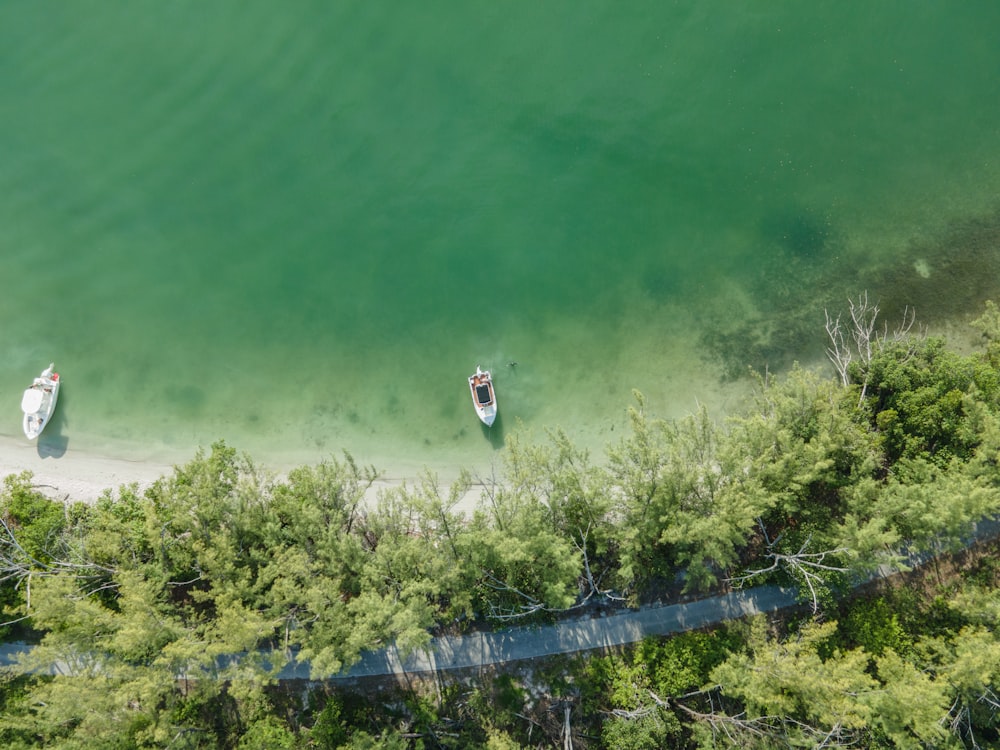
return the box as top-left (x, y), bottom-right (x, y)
top-left (483, 412), bottom-right (504, 450)
top-left (36, 390), bottom-right (69, 460)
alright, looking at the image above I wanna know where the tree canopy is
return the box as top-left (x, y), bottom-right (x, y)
top-left (1, 300), bottom-right (999, 747)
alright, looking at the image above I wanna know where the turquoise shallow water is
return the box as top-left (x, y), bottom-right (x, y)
top-left (1, 3), bottom-right (999, 475)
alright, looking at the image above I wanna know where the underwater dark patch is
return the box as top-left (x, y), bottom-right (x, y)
top-left (163, 384), bottom-right (206, 414)
top-left (641, 263), bottom-right (688, 303)
top-left (703, 207), bottom-right (1000, 385)
top-left (870, 209), bottom-right (1000, 323)
top-left (759, 207), bottom-right (836, 261)
top-left (701, 307), bottom-right (829, 382)
top-left (698, 210), bottom-right (853, 381)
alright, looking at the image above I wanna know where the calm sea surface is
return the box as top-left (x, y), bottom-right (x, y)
top-left (2, 3), bottom-right (999, 476)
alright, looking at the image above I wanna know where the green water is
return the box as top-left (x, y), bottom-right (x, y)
top-left (2, 2), bottom-right (999, 474)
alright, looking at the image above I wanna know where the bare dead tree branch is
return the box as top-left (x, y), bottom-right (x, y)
top-left (574, 525), bottom-right (626, 605)
top-left (825, 292), bottom-right (922, 406)
top-left (0, 518), bottom-right (115, 587)
top-left (978, 686), bottom-right (1000, 712)
top-left (668, 687), bottom-right (859, 748)
top-left (562, 702), bottom-right (573, 750)
top-left (727, 521), bottom-right (848, 613)
top-left (480, 570), bottom-right (550, 620)
top-left (825, 308), bottom-right (852, 387)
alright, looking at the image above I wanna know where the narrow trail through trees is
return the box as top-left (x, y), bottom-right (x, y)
top-left (1, 518), bottom-right (996, 682)
top-left (310, 515), bottom-right (998, 681)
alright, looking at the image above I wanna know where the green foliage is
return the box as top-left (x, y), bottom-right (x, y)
top-left (581, 652), bottom-right (684, 749)
top-left (873, 458), bottom-right (1000, 549)
top-left (343, 474), bottom-right (478, 657)
top-left (467, 674), bottom-right (526, 730)
top-left (336, 730), bottom-right (409, 750)
top-left (0, 673), bottom-right (40, 749)
top-left (601, 709), bottom-right (680, 750)
top-left (463, 439), bottom-right (590, 620)
top-left (465, 499), bottom-right (581, 619)
top-left (577, 632), bottom-right (739, 749)
top-left (483, 728), bottom-right (524, 750)
top-left (863, 337), bottom-right (1000, 465)
top-left (0, 472), bottom-right (68, 564)
top-left (712, 618), bottom-right (877, 731)
top-left (635, 631), bottom-right (741, 697)
top-left (944, 635), bottom-right (1000, 744)
top-left (864, 649), bottom-right (951, 747)
top-left (972, 299), bottom-right (1000, 366)
top-left (925, 624), bottom-right (1000, 699)
top-left (468, 429), bottom-right (612, 617)
top-left (0, 475), bottom-right (60, 635)
top-left (305, 697), bottom-right (350, 748)
top-left (3, 307), bottom-right (1000, 746)
top-left (237, 715), bottom-right (296, 749)
top-left (502, 428), bottom-right (612, 542)
top-left (697, 560), bottom-right (1000, 749)
top-left (839, 596), bottom-right (912, 657)
top-left (731, 367), bottom-right (881, 524)
top-left (608, 399), bottom-right (765, 594)
top-left (84, 483), bottom-right (153, 570)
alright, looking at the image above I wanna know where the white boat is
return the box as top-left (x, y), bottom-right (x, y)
top-left (468, 366), bottom-right (497, 426)
top-left (21, 363), bottom-right (60, 440)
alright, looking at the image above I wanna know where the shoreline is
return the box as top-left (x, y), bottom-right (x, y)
top-left (0, 355), bottom-right (812, 509)
top-left (0, 364), bottom-right (764, 509)
top-left (0, 325), bottom-right (972, 511)
top-left (0, 435), bottom-right (175, 504)
top-left (0, 433), bottom-right (488, 510)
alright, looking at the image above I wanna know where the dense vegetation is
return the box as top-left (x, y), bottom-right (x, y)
top-left (1, 301), bottom-right (1000, 748)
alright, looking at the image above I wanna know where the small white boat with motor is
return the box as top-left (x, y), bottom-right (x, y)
top-left (468, 366), bottom-right (497, 426)
top-left (21, 363), bottom-right (60, 440)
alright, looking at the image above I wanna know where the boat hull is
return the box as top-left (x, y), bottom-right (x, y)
top-left (475, 403), bottom-right (497, 427)
top-left (22, 364), bottom-right (59, 440)
top-left (468, 367), bottom-right (497, 426)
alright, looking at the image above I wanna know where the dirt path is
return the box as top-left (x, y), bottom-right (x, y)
top-left (278, 584), bottom-right (798, 680)
top-left (3, 517), bottom-right (997, 681)
top-left (286, 515), bottom-right (1000, 681)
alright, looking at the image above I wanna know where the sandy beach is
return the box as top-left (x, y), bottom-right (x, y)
top-left (0, 432), bottom-right (492, 513)
top-left (0, 435), bottom-right (175, 504)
